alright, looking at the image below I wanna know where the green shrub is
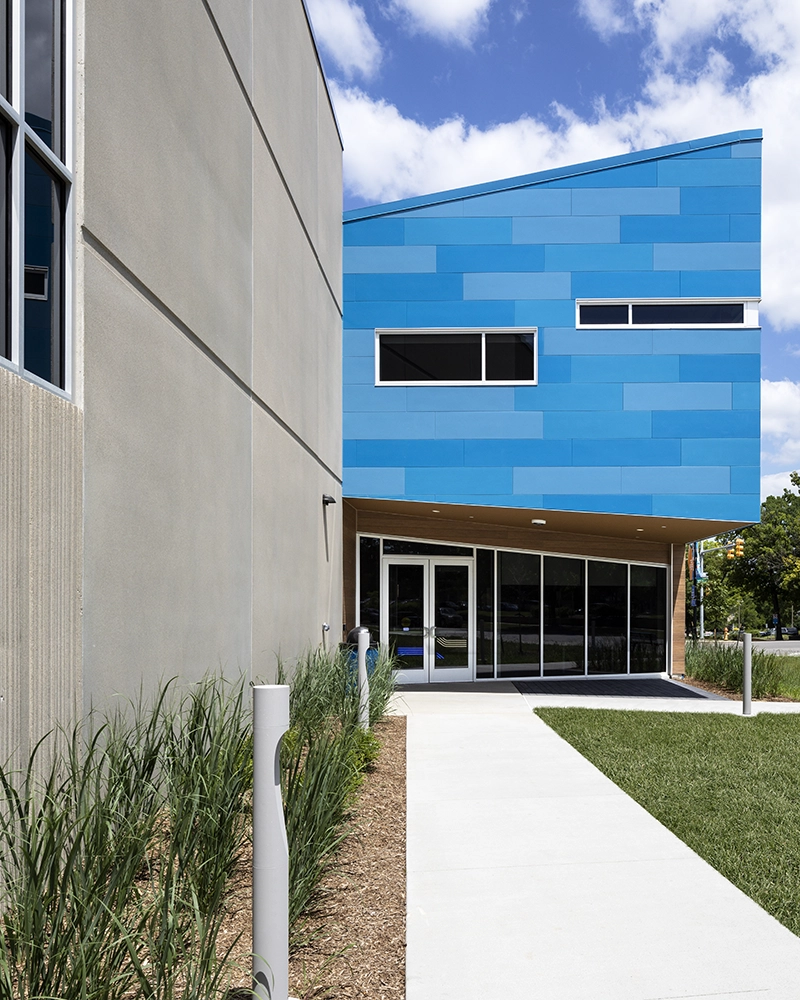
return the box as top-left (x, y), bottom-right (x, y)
top-left (685, 640), bottom-right (783, 699)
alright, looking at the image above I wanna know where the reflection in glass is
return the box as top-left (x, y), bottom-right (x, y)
top-left (387, 563), bottom-right (425, 671)
top-left (0, 121), bottom-right (8, 359)
top-left (543, 556), bottom-right (585, 675)
top-left (630, 565), bottom-right (667, 673)
top-left (380, 333), bottom-right (482, 382)
top-left (476, 549), bottom-right (494, 678)
top-left (25, 0), bottom-right (62, 152)
top-left (588, 561), bottom-right (627, 674)
top-left (433, 564), bottom-right (469, 670)
top-left (485, 333), bottom-right (535, 381)
top-left (24, 150), bottom-right (63, 387)
top-left (383, 538), bottom-right (472, 556)
top-left (358, 537), bottom-right (380, 640)
top-left (497, 551), bottom-right (540, 678)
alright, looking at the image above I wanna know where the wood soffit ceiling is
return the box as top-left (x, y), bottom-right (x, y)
top-left (344, 497), bottom-right (754, 547)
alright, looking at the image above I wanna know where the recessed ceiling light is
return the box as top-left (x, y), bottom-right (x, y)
top-left (636, 528), bottom-right (644, 532)
top-left (531, 518), bottom-right (547, 525)
top-left (432, 509), bottom-right (440, 513)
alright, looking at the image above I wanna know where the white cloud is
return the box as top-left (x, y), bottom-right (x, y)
top-left (762, 379), bottom-right (800, 478)
top-left (305, 0), bottom-right (382, 79)
top-left (578, 0), bottom-right (630, 40)
top-left (387, 0), bottom-right (493, 45)
top-left (761, 470), bottom-right (800, 501)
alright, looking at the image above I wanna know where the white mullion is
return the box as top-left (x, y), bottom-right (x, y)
top-left (481, 331), bottom-right (486, 382)
top-left (538, 553), bottom-right (544, 677)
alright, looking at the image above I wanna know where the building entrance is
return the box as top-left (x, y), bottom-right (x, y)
top-left (381, 557), bottom-right (474, 683)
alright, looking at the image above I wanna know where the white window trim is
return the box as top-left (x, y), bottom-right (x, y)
top-left (1, 0), bottom-right (74, 397)
top-left (575, 298), bottom-right (760, 330)
top-left (374, 326), bottom-right (539, 387)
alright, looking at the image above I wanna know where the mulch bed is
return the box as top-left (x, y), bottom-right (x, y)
top-left (219, 716), bottom-right (407, 1000)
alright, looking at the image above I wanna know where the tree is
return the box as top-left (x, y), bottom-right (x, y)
top-left (727, 471), bottom-right (800, 639)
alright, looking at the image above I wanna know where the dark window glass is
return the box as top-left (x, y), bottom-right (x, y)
top-left (0, 0), bottom-right (8, 98)
top-left (380, 333), bottom-right (481, 382)
top-left (632, 303), bottom-right (744, 325)
top-left (485, 333), bottom-right (535, 381)
top-left (580, 304), bottom-right (629, 325)
top-left (24, 149), bottom-right (64, 387)
top-left (387, 563), bottom-right (425, 671)
top-left (587, 561), bottom-right (627, 675)
top-left (433, 564), bottom-right (470, 671)
top-left (25, 0), bottom-right (63, 153)
top-left (497, 551), bottom-right (540, 678)
top-left (630, 565), bottom-right (667, 673)
top-left (358, 537), bottom-right (380, 641)
top-left (476, 549), bottom-right (494, 678)
top-left (382, 539), bottom-right (473, 556)
top-left (0, 120), bottom-right (8, 360)
top-left (543, 556), bottom-right (585, 676)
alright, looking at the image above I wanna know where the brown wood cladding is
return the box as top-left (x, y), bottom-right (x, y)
top-left (343, 501), bottom-right (358, 633)
top-left (671, 544), bottom-right (686, 675)
top-left (354, 510), bottom-right (671, 565)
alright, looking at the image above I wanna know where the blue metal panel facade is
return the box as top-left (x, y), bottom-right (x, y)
top-left (342, 131), bottom-right (762, 522)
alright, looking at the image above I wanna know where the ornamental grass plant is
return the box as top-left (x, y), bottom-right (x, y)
top-left (0, 649), bottom-right (396, 998)
top-left (685, 640), bottom-right (782, 698)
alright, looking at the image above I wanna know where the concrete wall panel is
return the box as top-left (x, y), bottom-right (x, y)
top-left (253, 0), bottom-right (320, 246)
top-left (82, 0), bottom-right (254, 381)
top-left (82, 253), bottom-right (253, 704)
top-left (252, 406), bottom-right (343, 677)
top-left (252, 137), bottom-right (342, 469)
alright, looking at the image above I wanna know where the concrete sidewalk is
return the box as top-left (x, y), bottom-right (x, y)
top-left (391, 684), bottom-right (800, 1000)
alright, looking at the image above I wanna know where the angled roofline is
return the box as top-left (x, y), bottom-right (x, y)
top-left (343, 129), bottom-right (762, 223)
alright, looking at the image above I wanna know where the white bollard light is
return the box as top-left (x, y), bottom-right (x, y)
top-left (253, 685), bottom-right (290, 1000)
top-left (743, 632), bottom-right (753, 717)
top-left (357, 628), bottom-right (370, 731)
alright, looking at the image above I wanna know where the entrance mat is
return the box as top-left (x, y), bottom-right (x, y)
top-left (513, 678), bottom-right (711, 699)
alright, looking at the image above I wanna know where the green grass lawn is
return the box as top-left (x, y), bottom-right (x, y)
top-left (536, 708), bottom-right (800, 936)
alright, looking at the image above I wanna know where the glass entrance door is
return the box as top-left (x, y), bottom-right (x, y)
top-left (382, 558), bottom-right (474, 683)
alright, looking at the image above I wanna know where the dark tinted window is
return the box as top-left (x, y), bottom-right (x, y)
top-left (476, 548), bottom-right (494, 678)
top-left (25, 0), bottom-right (63, 154)
top-left (580, 304), bottom-right (629, 325)
top-left (632, 303), bottom-right (744, 325)
top-left (543, 556), bottom-right (585, 676)
top-left (383, 538), bottom-right (473, 556)
top-left (24, 149), bottom-right (64, 387)
top-left (380, 333), bottom-right (481, 382)
top-left (358, 536), bottom-right (380, 639)
top-left (630, 565), bottom-right (667, 673)
top-left (485, 332), bottom-right (535, 380)
top-left (588, 561), bottom-right (627, 674)
top-left (497, 551), bottom-right (540, 678)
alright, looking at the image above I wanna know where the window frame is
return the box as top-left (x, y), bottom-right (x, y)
top-left (0, 0), bottom-right (73, 397)
top-left (374, 327), bottom-right (539, 387)
top-left (575, 298), bottom-right (760, 330)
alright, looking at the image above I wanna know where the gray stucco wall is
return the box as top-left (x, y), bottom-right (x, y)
top-left (77, 0), bottom-right (342, 704)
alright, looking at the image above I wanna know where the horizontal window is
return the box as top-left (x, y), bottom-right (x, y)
top-left (577, 300), bottom-right (756, 328)
top-left (377, 328), bottom-right (537, 385)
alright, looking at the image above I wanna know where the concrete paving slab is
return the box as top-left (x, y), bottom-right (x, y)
top-left (399, 688), bottom-right (800, 1000)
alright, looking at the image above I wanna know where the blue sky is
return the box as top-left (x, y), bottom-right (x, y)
top-left (305, 0), bottom-right (800, 497)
